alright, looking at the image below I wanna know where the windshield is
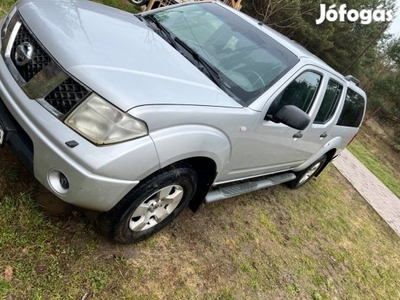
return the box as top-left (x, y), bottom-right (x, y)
top-left (147, 3), bottom-right (299, 106)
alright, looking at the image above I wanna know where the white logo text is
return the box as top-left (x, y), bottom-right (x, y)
top-left (316, 4), bottom-right (393, 25)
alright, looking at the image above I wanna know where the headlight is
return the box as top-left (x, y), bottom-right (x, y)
top-left (65, 94), bottom-right (148, 145)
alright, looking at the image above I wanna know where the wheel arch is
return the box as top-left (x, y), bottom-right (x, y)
top-left (314, 148), bottom-right (338, 177)
top-left (141, 156), bottom-right (218, 212)
top-left (183, 157), bottom-right (217, 212)
top-left (116, 156), bottom-right (217, 214)
top-left (149, 125), bottom-right (230, 212)
top-left (150, 124), bottom-right (231, 172)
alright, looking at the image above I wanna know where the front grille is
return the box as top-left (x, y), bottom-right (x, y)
top-left (10, 24), bottom-right (51, 82)
top-left (2, 14), bottom-right (91, 116)
top-left (45, 78), bottom-right (89, 114)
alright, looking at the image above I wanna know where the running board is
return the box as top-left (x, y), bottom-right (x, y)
top-left (204, 172), bottom-right (296, 203)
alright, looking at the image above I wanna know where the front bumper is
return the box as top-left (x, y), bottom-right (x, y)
top-left (0, 97), bottom-right (33, 172)
top-left (0, 57), bottom-right (160, 211)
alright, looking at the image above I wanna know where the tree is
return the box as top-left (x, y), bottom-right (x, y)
top-left (386, 38), bottom-right (400, 67)
top-left (242, 0), bottom-right (395, 75)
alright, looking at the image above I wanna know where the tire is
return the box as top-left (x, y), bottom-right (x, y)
top-left (129, 0), bottom-right (149, 6)
top-left (287, 155), bottom-right (327, 189)
top-left (106, 163), bottom-right (197, 244)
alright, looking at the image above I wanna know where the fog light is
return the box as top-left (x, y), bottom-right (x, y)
top-left (48, 170), bottom-right (69, 195)
top-left (59, 173), bottom-right (69, 189)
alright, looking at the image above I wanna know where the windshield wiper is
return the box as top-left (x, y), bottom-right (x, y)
top-left (174, 37), bottom-right (223, 87)
top-left (144, 15), bottom-right (178, 49)
top-left (135, 14), bottom-right (144, 22)
top-left (144, 16), bottom-right (230, 96)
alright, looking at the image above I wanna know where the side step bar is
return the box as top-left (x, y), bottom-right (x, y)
top-left (204, 172), bottom-right (296, 203)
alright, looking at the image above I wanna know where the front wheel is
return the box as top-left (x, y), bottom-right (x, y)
top-left (106, 164), bottom-right (197, 244)
top-left (287, 155), bottom-right (327, 189)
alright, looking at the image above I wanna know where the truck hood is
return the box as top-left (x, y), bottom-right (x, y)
top-left (18, 0), bottom-right (241, 110)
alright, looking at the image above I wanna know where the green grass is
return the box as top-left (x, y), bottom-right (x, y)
top-left (0, 0), bottom-right (16, 18)
top-left (91, 0), bottom-right (142, 13)
top-left (3, 165), bottom-right (400, 299)
top-left (0, 194), bottom-right (117, 299)
top-left (348, 131), bottom-right (400, 198)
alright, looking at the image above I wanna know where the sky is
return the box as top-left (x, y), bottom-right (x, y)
top-left (388, 0), bottom-right (400, 36)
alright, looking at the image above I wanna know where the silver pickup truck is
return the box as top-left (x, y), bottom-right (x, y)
top-left (0, 0), bottom-right (366, 243)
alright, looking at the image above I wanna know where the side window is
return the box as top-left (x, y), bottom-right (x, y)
top-left (314, 79), bottom-right (343, 124)
top-left (337, 88), bottom-right (365, 127)
top-left (269, 71), bottom-right (322, 115)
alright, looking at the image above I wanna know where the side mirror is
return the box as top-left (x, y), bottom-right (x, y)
top-left (268, 105), bottom-right (310, 130)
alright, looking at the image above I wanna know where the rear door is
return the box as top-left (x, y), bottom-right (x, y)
top-left (296, 73), bottom-right (345, 158)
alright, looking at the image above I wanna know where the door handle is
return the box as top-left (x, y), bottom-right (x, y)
top-left (320, 132), bottom-right (328, 139)
top-left (293, 132), bottom-right (303, 139)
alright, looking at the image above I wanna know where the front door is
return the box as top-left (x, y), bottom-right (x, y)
top-left (220, 67), bottom-right (344, 182)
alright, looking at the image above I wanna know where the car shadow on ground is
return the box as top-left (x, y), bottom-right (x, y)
top-left (0, 146), bottom-right (75, 216)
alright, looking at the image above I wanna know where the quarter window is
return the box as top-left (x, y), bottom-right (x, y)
top-left (269, 71), bottom-right (322, 115)
top-left (314, 79), bottom-right (342, 124)
top-left (337, 89), bottom-right (365, 127)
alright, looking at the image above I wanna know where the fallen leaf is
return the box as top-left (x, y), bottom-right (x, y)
top-left (4, 265), bottom-right (13, 281)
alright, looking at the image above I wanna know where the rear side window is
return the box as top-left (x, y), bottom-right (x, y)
top-left (337, 89), bottom-right (365, 127)
top-left (269, 71), bottom-right (322, 115)
top-left (314, 79), bottom-right (342, 124)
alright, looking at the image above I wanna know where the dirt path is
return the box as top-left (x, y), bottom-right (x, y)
top-left (333, 149), bottom-right (400, 236)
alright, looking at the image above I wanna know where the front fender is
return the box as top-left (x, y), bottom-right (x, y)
top-left (149, 125), bottom-right (231, 173)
